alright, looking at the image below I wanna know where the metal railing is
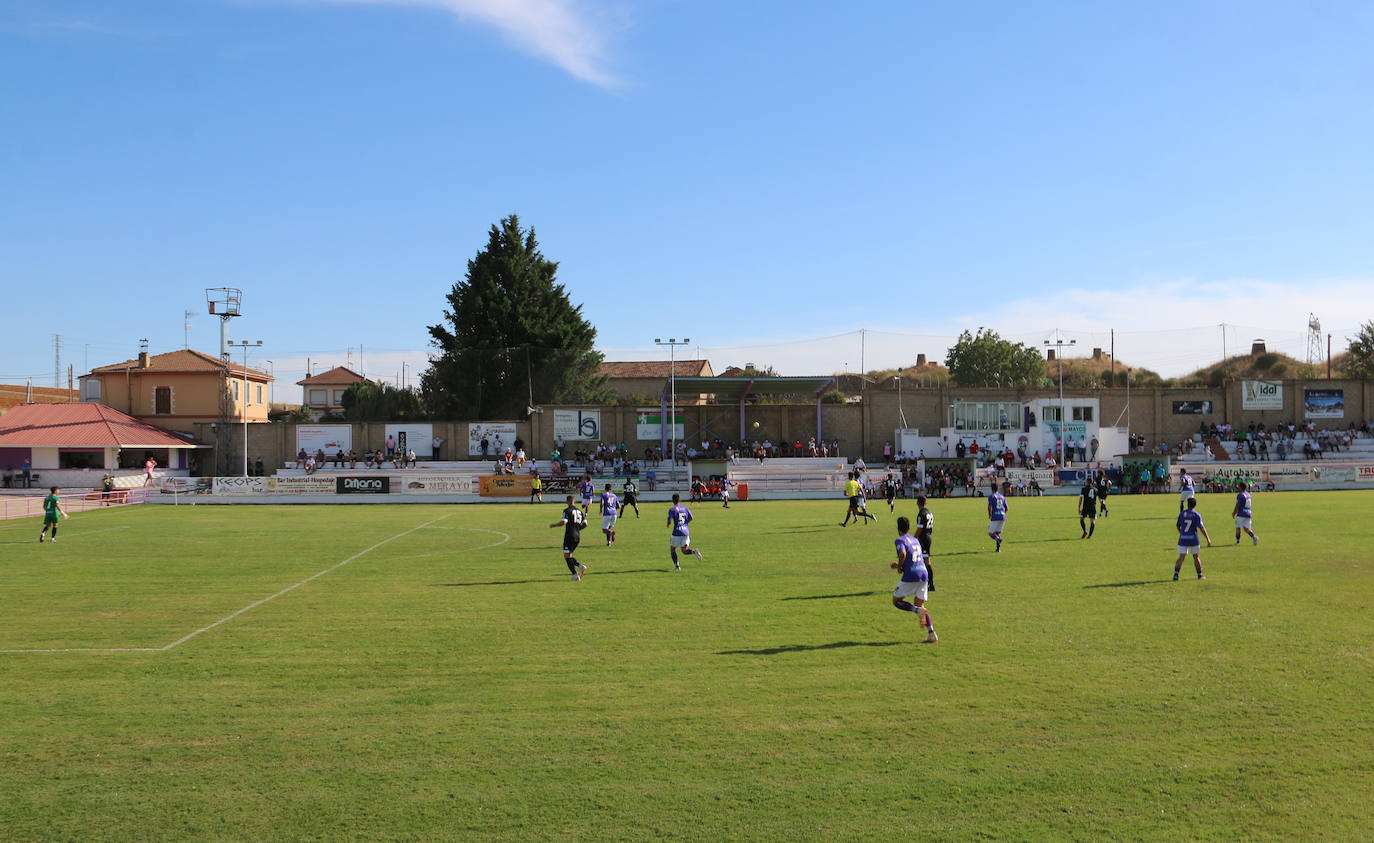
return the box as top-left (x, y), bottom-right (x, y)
top-left (0, 489), bottom-right (152, 521)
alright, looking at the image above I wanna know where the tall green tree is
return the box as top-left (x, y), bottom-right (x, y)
top-left (341, 380), bottom-right (425, 421)
top-left (944, 328), bottom-right (1047, 387)
top-left (422, 215), bottom-right (610, 420)
top-left (1341, 320), bottom-right (1374, 379)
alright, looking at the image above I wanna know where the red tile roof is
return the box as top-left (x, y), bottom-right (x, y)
top-left (0, 384), bottom-right (78, 413)
top-left (90, 348), bottom-right (270, 380)
top-left (0, 403), bottom-right (198, 448)
top-left (296, 366), bottom-right (366, 386)
top-left (598, 360), bottom-right (713, 379)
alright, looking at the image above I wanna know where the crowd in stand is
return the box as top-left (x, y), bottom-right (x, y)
top-left (1176, 420), bottom-right (1371, 461)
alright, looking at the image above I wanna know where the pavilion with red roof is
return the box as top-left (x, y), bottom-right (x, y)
top-left (0, 403), bottom-right (200, 489)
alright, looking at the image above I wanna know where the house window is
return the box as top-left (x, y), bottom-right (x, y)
top-left (83, 379), bottom-right (101, 401)
top-left (1042, 406), bottom-right (1062, 422)
top-left (232, 381), bottom-right (240, 400)
top-left (309, 389), bottom-right (327, 406)
top-left (1073, 406), bottom-right (1094, 422)
top-left (255, 384), bottom-right (263, 405)
top-left (154, 387), bottom-right (172, 414)
top-left (333, 389), bottom-right (347, 405)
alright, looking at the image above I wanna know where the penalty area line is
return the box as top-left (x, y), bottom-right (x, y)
top-left (0, 512), bottom-right (462, 655)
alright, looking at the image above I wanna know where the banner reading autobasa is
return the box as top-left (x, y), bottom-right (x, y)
top-left (399, 475), bottom-right (478, 494)
top-left (1242, 380), bottom-right (1282, 410)
top-left (554, 409), bottom-right (601, 441)
top-left (479, 475), bottom-right (533, 497)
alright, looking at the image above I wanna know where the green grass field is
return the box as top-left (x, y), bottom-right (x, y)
top-left (1, 491), bottom-right (1371, 840)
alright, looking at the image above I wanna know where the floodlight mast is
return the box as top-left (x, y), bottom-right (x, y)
top-left (655, 337), bottom-right (691, 485)
top-left (206, 288), bottom-right (243, 358)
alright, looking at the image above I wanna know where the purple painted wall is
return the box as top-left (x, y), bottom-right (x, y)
top-left (0, 447), bottom-right (31, 471)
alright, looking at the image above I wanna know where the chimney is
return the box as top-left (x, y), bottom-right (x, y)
top-left (1251, 339), bottom-right (1266, 355)
top-left (1092, 347), bottom-right (1103, 360)
top-left (1046, 349), bottom-right (1055, 361)
top-left (138, 352), bottom-right (151, 368)
top-left (916, 353), bottom-right (927, 366)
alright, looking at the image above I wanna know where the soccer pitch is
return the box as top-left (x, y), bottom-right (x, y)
top-left (1, 493), bottom-right (1370, 840)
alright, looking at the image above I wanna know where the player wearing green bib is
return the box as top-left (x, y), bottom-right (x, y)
top-left (40, 486), bottom-right (67, 542)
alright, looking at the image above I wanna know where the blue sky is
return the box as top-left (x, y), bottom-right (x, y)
top-left (3, 0), bottom-right (1373, 393)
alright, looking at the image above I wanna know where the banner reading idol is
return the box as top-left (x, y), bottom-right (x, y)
top-left (1242, 380), bottom-right (1282, 411)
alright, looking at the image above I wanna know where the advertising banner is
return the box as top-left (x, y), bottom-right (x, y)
top-left (467, 422), bottom-right (517, 457)
top-left (554, 409), bottom-right (601, 441)
top-left (635, 409), bottom-right (684, 440)
top-left (479, 475), bottom-right (533, 497)
top-left (399, 475), bottom-right (478, 494)
top-left (1005, 468), bottom-right (1055, 486)
top-left (265, 476), bottom-right (337, 494)
top-left (1242, 380), bottom-right (1283, 410)
top-left (296, 424), bottom-right (352, 454)
top-left (385, 423), bottom-right (434, 457)
top-left (1358, 466), bottom-right (1374, 483)
top-left (1172, 400), bottom-right (1213, 415)
top-left (336, 476), bottom-right (391, 494)
top-left (212, 476), bottom-right (266, 495)
top-left (1303, 389), bottom-right (1344, 419)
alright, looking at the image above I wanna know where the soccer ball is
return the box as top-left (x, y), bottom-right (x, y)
top-left (752, 421), bottom-right (760, 429)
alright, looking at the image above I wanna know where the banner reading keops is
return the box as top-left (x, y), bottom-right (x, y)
top-left (336, 475), bottom-right (391, 494)
top-left (1242, 380), bottom-right (1283, 411)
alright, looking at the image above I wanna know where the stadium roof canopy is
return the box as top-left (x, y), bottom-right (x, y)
top-left (0, 403), bottom-right (196, 449)
top-left (651, 376), bottom-right (837, 451)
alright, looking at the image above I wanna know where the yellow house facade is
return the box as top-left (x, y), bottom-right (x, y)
top-left (81, 349), bottom-right (272, 436)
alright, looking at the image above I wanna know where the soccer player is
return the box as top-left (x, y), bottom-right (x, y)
top-left (620, 476), bottom-right (640, 518)
top-left (720, 476), bottom-right (732, 508)
top-left (1095, 471), bottom-right (1111, 517)
top-left (1078, 480), bottom-right (1098, 539)
top-left (890, 516), bottom-right (937, 643)
top-left (1174, 497), bottom-right (1212, 581)
top-left (579, 476), bottom-right (595, 514)
top-left (987, 481), bottom-right (1009, 552)
top-left (599, 483), bottom-right (620, 546)
top-left (840, 471), bottom-right (877, 527)
top-left (39, 486), bottom-right (67, 542)
top-left (914, 494), bottom-right (935, 590)
top-left (529, 471), bottom-right (543, 504)
top-left (1233, 481), bottom-right (1259, 545)
top-left (1179, 468), bottom-right (1196, 514)
top-left (882, 472), bottom-right (899, 512)
top-left (549, 495), bottom-right (588, 581)
top-left (666, 492), bottom-right (703, 570)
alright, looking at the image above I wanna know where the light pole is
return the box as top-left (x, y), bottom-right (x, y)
top-left (264, 360), bottom-right (274, 406)
top-left (1044, 332), bottom-right (1075, 467)
top-left (230, 340), bottom-right (263, 477)
top-left (895, 368), bottom-right (907, 429)
top-left (655, 337), bottom-right (690, 481)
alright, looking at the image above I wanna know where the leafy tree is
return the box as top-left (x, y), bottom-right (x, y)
top-left (944, 328), bottom-right (1046, 387)
top-left (1341, 321), bottom-right (1374, 379)
top-left (341, 380), bottom-right (425, 421)
top-left (422, 215), bottom-right (611, 420)
top-left (271, 405), bottom-right (315, 423)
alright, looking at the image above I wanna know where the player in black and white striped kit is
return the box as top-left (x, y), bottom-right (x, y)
top-left (915, 495), bottom-right (935, 590)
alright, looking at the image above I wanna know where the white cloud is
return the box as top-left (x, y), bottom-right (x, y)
top-left (309, 0), bottom-right (622, 87)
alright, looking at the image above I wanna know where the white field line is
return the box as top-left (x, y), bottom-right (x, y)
top-left (0, 515), bottom-right (508, 656)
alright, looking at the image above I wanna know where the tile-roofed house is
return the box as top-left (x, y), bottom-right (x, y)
top-left (80, 348), bottom-right (273, 436)
top-left (295, 366), bottom-right (367, 417)
top-left (596, 360), bottom-right (714, 404)
top-left (0, 402), bottom-right (200, 486)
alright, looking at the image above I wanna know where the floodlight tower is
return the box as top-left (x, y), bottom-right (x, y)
top-left (206, 288), bottom-right (243, 358)
top-left (1306, 314), bottom-right (1322, 367)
